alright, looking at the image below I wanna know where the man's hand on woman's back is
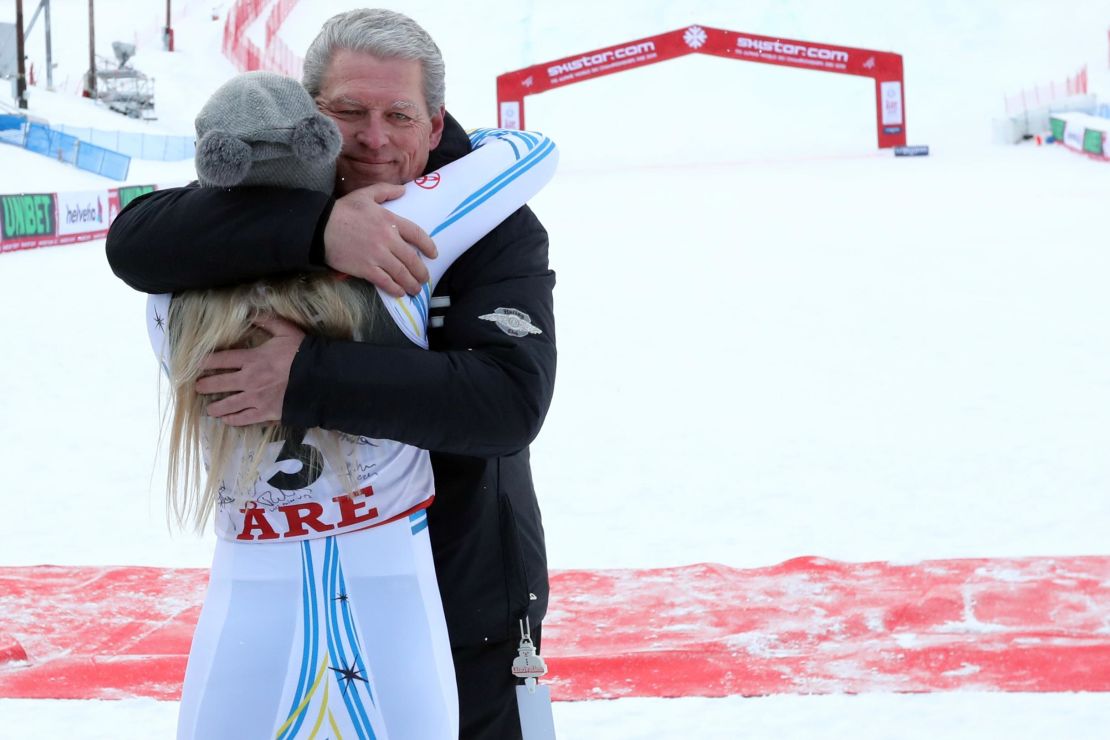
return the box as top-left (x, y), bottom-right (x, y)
top-left (195, 315), bottom-right (305, 427)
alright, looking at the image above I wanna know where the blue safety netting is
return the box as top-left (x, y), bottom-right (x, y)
top-left (74, 142), bottom-right (132, 181)
top-left (0, 114), bottom-right (25, 145)
top-left (55, 125), bottom-right (194, 161)
top-left (4, 120), bottom-right (132, 181)
top-left (24, 122), bottom-right (81, 164)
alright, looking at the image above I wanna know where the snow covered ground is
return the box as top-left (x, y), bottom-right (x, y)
top-left (7, 691), bottom-right (1110, 740)
top-left (2, 0), bottom-right (1109, 737)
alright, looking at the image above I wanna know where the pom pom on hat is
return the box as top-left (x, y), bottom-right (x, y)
top-left (291, 114), bottom-right (343, 162)
top-left (194, 130), bottom-right (253, 187)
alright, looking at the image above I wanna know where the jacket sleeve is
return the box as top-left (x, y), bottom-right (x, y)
top-left (282, 206), bottom-right (556, 457)
top-left (105, 184), bottom-right (332, 293)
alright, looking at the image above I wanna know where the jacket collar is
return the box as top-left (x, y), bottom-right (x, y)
top-left (425, 111), bottom-right (472, 173)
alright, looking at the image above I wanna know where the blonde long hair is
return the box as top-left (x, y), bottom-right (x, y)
top-left (165, 273), bottom-right (400, 532)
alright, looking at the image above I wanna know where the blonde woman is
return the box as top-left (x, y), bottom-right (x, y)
top-left (148, 72), bottom-right (557, 740)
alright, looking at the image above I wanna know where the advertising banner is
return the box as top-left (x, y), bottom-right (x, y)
top-left (1049, 117), bottom-right (1067, 141)
top-left (721, 31), bottom-right (901, 78)
top-left (117, 185), bottom-right (155, 211)
top-left (0, 184), bottom-right (161, 254)
top-left (1, 193), bottom-right (57, 253)
top-left (1051, 113), bottom-right (1110, 160)
top-left (56, 190), bottom-right (110, 239)
top-left (880, 81), bottom-right (904, 126)
top-left (540, 36), bottom-right (667, 89)
top-left (1083, 128), bottom-right (1105, 156)
top-left (497, 25), bottom-right (906, 148)
top-left (1063, 120), bottom-right (1086, 151)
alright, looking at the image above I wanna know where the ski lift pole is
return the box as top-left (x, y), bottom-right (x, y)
top-left (164, 0), bottom-right (174, 51)
top-left (44, 0), bottom-right (52, 90)
top-left (15, 0), bottom-right (27, 108)
top-left (86, 0), bottom-right (96, 98)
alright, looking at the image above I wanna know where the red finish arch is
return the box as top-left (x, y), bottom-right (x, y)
top-left (497, 25), bottom-right (906, 149)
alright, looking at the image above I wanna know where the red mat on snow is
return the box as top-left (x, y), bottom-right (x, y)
top-left (2, 556), bottom-right (1109, 701)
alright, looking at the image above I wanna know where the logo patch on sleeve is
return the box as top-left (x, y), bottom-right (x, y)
top-left (479, 307), bottom-right (542, 337)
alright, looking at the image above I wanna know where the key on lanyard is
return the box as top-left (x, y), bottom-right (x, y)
top-left (514, 617), bottom-right (556, 739)
top-left (513, 616), bottom-right (548, 689)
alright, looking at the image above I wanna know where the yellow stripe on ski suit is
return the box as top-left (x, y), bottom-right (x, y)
top-left (328, 709), bottom-right (344, 739)
top-left (308, 676), bottom-right (337, 740)
top-left (274, 659), bottom-right (329, 738)
top-left (393, 294), bottom-right (423, 340)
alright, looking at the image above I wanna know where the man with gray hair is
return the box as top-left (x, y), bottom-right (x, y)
top-left (108, 9), bottom-right (555, 739)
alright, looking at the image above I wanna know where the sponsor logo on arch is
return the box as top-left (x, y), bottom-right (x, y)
top-left (546, 41), bottom-right (658, 82)
top-left (734, 35), bottom-right (851, 70)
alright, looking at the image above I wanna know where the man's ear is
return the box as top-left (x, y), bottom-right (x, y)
top-left (428, 106), bottom-right (446, 149)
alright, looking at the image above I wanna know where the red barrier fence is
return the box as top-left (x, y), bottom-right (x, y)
top-left (221, 0), bottom-right (304, 79)
top-left (221, 0), bottom-right (266, 73)
top-left (1004, 66), bottom-right (1088, 115)
top-left (3, 556), bottom-right (1108, 701)
top-left (497, 25), bottom-right (907, 149)
top-left (264, 0), bottom-right (299, 45)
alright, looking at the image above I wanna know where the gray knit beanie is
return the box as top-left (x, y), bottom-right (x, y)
top-left (194, 71), bottom-right (342, 194)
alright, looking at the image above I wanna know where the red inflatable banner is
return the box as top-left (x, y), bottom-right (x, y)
top-left (497, 25), bottom-right (907, 149)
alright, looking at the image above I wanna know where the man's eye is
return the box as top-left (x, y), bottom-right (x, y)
top-left (389, 112), bottom-right (413, 122)
top-left (327, 107), bottom-right (362, 118)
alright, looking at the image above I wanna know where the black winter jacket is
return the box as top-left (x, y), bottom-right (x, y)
top-left (105, 113), bottom-right (554, 646)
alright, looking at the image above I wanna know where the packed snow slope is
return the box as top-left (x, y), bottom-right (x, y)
top-left (6, 0), bottom-right (1109, 569)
